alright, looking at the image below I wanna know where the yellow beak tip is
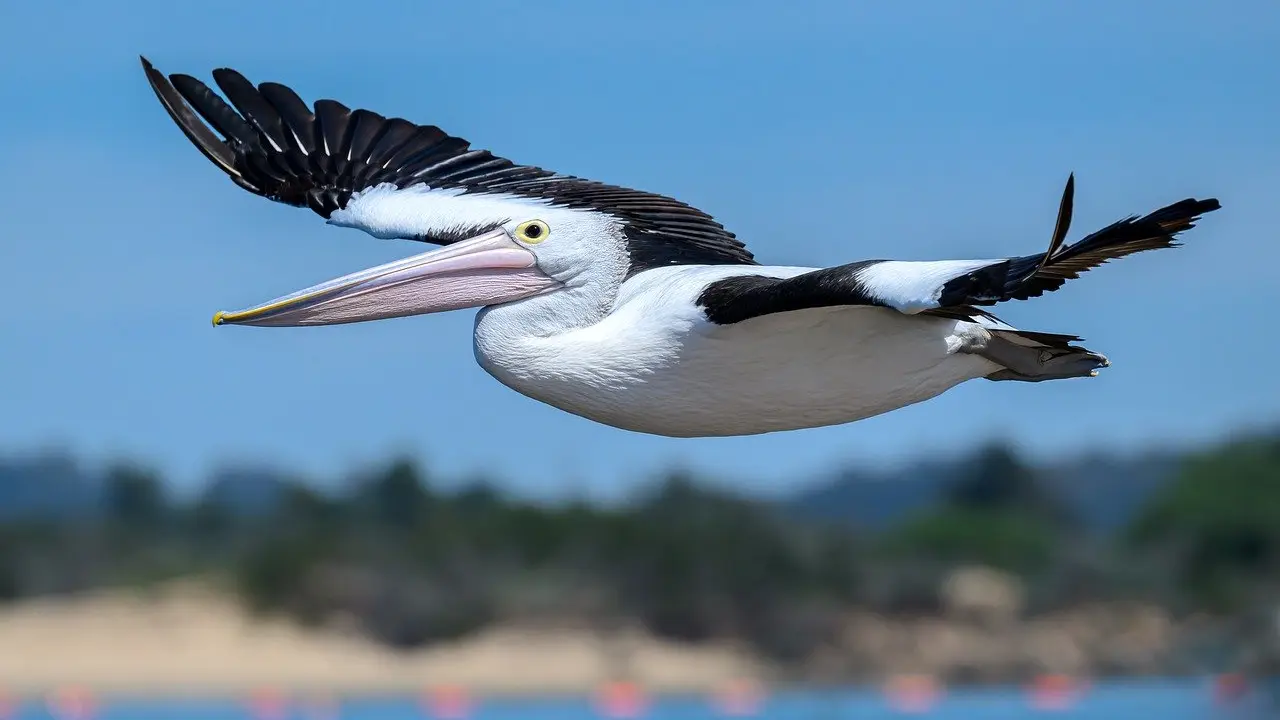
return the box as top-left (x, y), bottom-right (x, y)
top-left (212, 310), bottom-right (227, 327)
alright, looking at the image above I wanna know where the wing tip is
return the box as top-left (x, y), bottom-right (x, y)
top-left (138, 55), bottom-right (250, 186)
top-left (139, 54), bottom-right (166, 91)
top-left (1195, 197), bottom-right (1223, 216)
top-left (1044, 171), bottom-right (1076, 259)
top-left (1147, 195), bottom-right (1222, 238)
top-left (210, 66), bottom-right (254, 90)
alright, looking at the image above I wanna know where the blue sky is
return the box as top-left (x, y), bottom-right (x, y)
top-left (1, 0), bottom-right (1277, 500)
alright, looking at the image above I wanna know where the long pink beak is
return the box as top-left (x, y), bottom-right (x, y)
top-left (212, 229), bottom-right (560, 327)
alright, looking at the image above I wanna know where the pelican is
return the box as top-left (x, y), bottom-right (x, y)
top-left (141, 58), bottom-right (1221, 438)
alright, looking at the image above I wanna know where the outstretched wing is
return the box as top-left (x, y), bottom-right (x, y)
top-left (141, 57), bottom-right (756, 272)
top-left (929, 175), bottom-right (1221, 315)
top-left (697, 175), bottom-right (1221, 326)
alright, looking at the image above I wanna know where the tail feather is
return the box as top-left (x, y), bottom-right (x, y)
top-left (937, 174), bottom-right (1221, 309)
top-left (975, 328), bottom-right (1110, 383)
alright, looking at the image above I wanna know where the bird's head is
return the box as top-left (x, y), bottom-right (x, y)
top-left (211, 187), bottom-right (627, 328)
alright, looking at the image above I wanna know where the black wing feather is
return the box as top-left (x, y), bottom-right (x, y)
top-left (697, 262), bottom-right (888, 325)
top-left (142, 64), bottom-right (243, 184)
top-left (258, 82), bottom-right (318, 154)
top-left (169, 74), bottom-right (258, 149)
top-left (698, 175), bottom-right (1220, 327)
top-left (213, 68), bottom-right (290, 153)
top-left (935, 175), bottom-right (1221, 314)
top-left (141, 57), bottom-right (753, 273)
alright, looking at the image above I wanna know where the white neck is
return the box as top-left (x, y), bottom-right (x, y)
top-left (476, 277), bottom-right (616, 340)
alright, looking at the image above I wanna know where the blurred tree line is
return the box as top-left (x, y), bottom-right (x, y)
top-left (0, 429), bottom-right (1277, 665)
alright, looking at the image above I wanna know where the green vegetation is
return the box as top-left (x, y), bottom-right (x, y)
top-left (0, 429), bottom-right (1277, 666)
top-left (1128, 434), bottom-right (1280, 612)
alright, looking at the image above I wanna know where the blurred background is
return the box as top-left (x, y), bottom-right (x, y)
top-left (1, 0), bottom-right (1278, 718)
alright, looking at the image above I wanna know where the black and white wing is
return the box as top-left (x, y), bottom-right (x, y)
top-left (698, 175), bottom-right (1221, 325)
top-left (141, 57), bottom-right (756, 274)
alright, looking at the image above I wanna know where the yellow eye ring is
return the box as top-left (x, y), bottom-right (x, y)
top-left (514, 219), bottom-right (550, 244)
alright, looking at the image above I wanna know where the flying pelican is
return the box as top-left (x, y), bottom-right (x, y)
top-left (141, 58), bottom-right (1221, 438)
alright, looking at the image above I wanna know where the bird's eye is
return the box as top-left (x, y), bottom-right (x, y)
top-left (515, 220), bottom-right (549, 244)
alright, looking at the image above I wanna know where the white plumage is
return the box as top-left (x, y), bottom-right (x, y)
top-left (476, 264), bottom-right (998, 436)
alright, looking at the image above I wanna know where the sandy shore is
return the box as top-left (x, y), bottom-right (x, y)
top-left (0, 581), bottom-right (766, 697)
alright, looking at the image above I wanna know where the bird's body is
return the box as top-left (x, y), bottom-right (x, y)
top-left (140, 58), bottom-right (1222, 437)
top-left (475, 263), bottom-right (995, 436)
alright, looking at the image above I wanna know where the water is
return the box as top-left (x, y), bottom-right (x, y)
top-left (9, 678), bottom-right (1277, 720)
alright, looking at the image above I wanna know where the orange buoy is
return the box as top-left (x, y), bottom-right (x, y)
top-left (884, 674), bottom-right (941, 714)
top-left (1213, 673), bottom-right (1249, 704)
top-left (248, 686), bottom-right (289, 720)
top-left (48, 686), bottom-right (96, 720)
top-left (1028, 674), bottom-right (1083, 711)
top-left (595, 680), bottom-right (647, 719)
top-left (713, 677), bottom-right (764, 716)
top-left (422, 684), bottom-right (473, 720)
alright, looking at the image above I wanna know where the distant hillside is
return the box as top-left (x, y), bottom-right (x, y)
top-left (0, 453), bottom-right (100, 520)
top-left (200, 467), bottom-right (290, 516)
top-left (785, 447), bottom-right (1184, 534)
top-left (0, 457), bottom-right (289, 520)
top-left (1039, 451), bottom-right (1183, 532)
top-left (0, 441), bottom-right (1224, 532)
top-left (785, 461), bottom-right (954, 531)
